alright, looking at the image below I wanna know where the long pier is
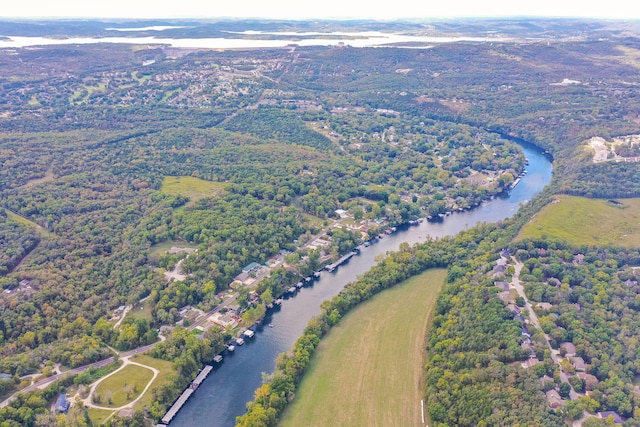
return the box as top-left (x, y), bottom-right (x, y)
top-left (160, 365), bottom-right (213, 424)
top-left (325, 251), bottom-right (357, 273)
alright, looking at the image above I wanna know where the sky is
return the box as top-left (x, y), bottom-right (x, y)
top-left (1, 0), bottom-right (639, 21)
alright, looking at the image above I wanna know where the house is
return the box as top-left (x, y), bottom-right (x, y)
top-left (209, 312), bottom-right (238, 328)
top-left (55, 394), bottom-right (70, 414)
top-left (242, 262), bottom-right (261, 273)
top-left (494, 281), bottom-right (510, 291)
top-left (545, 390), bottom-right (565, 409)
top-left (507, 303), bottom-right (521, 315)
top-left (492, 264), bottom-right (507, 277)
top-left (560, 342), bottom-right (577, 357)
top-left (522, 357), bottom-right (541, 369)
top-left (497, 291), bottom-right (511, 303)
top-left (571, 356), bottom-right (586, 372)
top-left (536, 302), bottom-right (553, 310)
top-left (577, 372), bottom-right (599, 390)
top-left (597, 411), bottom-right (623, 424)
top-left (573, 254), bottom-right (585, 265)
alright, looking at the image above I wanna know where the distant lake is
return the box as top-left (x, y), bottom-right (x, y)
top-left (0, 31), bottom-right (522, 49)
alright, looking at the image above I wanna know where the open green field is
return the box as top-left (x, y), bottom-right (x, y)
top-left (87, 408), bottom-right (114, 425)
top-left (517, 195), bottom-right (640, 247)
top-left (147, 239), bottom-right (196, 259)
top-left (279, 269), bottom-right (446, 427)
top-left (6, 210), bottom-right (55, 238)
top-left (93, 364), bottom-right (154, 408)
top-left (125, 298), bottom-right (153, 323)
top-left (161, 176), bottom-right (229, 205)
top-left (130, 354), bottom-right (178, 409)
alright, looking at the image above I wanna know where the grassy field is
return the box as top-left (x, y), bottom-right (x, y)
top-left (93, 364), bottom-right (154, 408)
top-left (125, 298), bottom-right (153, 323)
top-left (87, 408), bottom-right (114, 425)
top-left (279, 269), bottom-right (446, 427)
top-left (129, 354), bottom-right (178, 410)
top-left (6, 210), bottom-right (55, 238)
top-left (517, 195), bottom-right (640, 247)
top-left (161, 176), bottom-right (229, 205)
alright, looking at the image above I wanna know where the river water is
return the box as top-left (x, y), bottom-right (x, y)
top-left (171, 139), bottom-right (553, 427)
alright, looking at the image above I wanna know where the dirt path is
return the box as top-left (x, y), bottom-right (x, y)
top-left (80, 357), bottom-right (159, 411)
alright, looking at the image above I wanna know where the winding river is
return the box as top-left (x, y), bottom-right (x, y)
top-left (171, 138), bottom-right (553, 427)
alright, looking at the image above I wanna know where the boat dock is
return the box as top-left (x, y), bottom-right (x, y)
top-left (192, 365), bottom-right (213, 388)
top-left (161, 388), bottom-right (194, 424)
top-left (325, 251), bottom-right (356, 273)
top-left (160, 364), bottom-right (214, 424)
top-left (510, 177), bottom-right (521, 190)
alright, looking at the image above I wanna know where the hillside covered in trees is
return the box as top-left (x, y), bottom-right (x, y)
top-left (1, 18), bottom-right (640, 426)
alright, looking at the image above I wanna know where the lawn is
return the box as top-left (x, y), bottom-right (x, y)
top-left (6, 210), bottom-right (55, 238)
top-left (279, 269), bottom-right (446, 427)
top-left (129, 354), bottom-right (178, 410)
top-left (516, 195), bottom-right (640, 247)
top-left (147, 239), bottom-right (196, 259)
top-left (125, 298), bottom-right (153, 323)
top-left (87, 408), bottom-right (114, 425)
top-left (92, 364), bottom-right (154, 408)
top-left (161, 176), bottom-right (229, 205)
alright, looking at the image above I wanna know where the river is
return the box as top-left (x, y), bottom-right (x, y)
top-left (171, 139), bottom-right (553, 427)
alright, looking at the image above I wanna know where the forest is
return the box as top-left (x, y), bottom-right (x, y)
top-left (2, 19), bottom-right (640, 426)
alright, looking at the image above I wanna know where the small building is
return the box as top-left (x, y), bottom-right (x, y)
top-left (521, 357), bottom-right (541, 369)
top-left (545, 390), bottom-right (565, 409)
top-left (560, 342), bottom-right (577, 357)
top-left (572, 356), bottom-right (586, 372)
top-left (242, 262), bottom-right (261, 273)
top-left (577, 372), bottom-right (599, 390)
top-left (597, 411), bottom-right (623, 424)
top-left (55, 394), bottom-right (70, 414)
top-left (494, 281), bottom-right (509, 291)
top-left (536, 302), bottom-right (553, 310)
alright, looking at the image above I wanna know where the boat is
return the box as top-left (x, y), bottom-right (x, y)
top-left (235, 337), bottom-right (245, 346)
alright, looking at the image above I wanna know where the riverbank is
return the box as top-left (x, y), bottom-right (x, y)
top-left (170, 138), bottom-right (552, 426)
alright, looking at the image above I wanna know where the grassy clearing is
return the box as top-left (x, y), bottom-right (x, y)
top-left (148, 239), bottom-right (195, 259)
top-left (161, 176), bottom-right (229, 205)
top-left (279, 269), bottom-right (446, 427)
top-left (125, 298), bottom-right (153, 323)
top-left (6, 210), bottom-right (55, 238)
top-left (129, 354), bottom-right (178, 410)
top-left (93, 364), bottom-right (154, 408)
top-left (517, 195), bottom-right (640, 247)
top-left (87, 408), bottom-right (114, 425)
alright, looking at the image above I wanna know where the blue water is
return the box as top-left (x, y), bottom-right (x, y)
top-left (171, 141), bottom-right (553, 427)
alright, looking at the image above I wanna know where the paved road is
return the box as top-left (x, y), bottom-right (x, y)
top-left (511, 258), bottom-right (578, 401)
top-left (0, 295), bottom-right (236, 409)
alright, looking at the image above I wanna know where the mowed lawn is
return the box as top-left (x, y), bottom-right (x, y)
top-left (279, 269), bottom-right (446, 427)
top-left (93, 364), bottom-right (154, 408)
top-left (517, 195), bottom-right (640, 247)
top-left (161, 176), bottom-right (228, 205)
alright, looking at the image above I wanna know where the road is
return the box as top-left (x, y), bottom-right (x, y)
top-left (511, 258), bottom-right (578, 401)
top-left (0, 294), bottom-right (237, 409)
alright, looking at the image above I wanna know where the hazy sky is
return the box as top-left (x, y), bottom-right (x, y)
top-left (1, 0), bottom-right (639, 20)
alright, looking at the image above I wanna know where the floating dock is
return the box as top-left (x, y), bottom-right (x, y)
top-left (192, 365), bottom-right (213, 388)
top-left (161, 388), bottom-right (194, 424)
top-left (325, 251), bottom-right (356, 273)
